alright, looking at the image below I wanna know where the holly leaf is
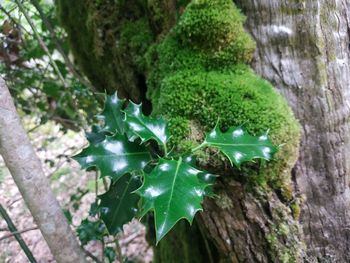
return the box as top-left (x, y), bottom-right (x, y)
top-left (77, 219), bottom-right (106, 245)
top-left (99, 174), bottom-right (141, 235)
top-left (182, 155), bottom-right (216, 195)
top-left (136, 158), bottom-right (211, 242)
top-left (97, 92), bottom-right (126, 134)
top-left (123, 102), bottom-right (170, 149)
top-left (73, 134), bottom-right (152, 181)
top-left (104, 247), bottom-right (116, 263)
top-left (203, 126), bottom-right (278, 167)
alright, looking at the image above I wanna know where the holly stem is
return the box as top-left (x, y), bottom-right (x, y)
top-left (191, 142), bottom-right (207, 153)
top-left (163, 142), bottom-right (168, 157)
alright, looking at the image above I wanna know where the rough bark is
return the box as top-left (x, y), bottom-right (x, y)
top-left (0, 77), bottom-right (87, 263)
top-left (234, 0), bottom-right (350, 261)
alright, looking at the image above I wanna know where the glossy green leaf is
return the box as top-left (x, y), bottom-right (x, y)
top-left (182, 155), bottom-right (216, 195)
top-left (203, 126), bottom-right (278, 167)
top-left (99, 174), bottom-right (141, 235)
top-left (123, 102), bottom-right (170, 149)
top-left (98, 92), bottom-right (126, 134)
top-left (73, 134), bottom-right (152, 181)
top-left (136, 157), bottom-right (211, 242)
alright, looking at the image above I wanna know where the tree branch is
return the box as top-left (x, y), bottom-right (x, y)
top-left (81, 247), bottom-right (103, 263)
top-left (0, 77), bottom-right (87, 263)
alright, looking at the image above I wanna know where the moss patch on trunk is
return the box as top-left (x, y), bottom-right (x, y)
top-left (145, 2), bottom-right (302, 259)
top-left (146, 0), bottom-right (300, 198)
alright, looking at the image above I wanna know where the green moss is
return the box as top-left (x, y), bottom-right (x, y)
top-left (157, 68), bottom-right (295, 135)
top-left (146, 0), bottom-right (300, 193)
top-left (155, 68), bottom-right (299, 188)
top-left (167, 116), bottom-right (191, 149)
top-left (147, 0), bottom-right (186, 34)
top-left (266, 221), bottom-right (302, 263)
top-left (119, 18), bottom-right (154, 72)
top-left (278, 223), bottom-right (290, 236)
top-left (176, 0), bottom-right (249, 50)
top-left (290, 200), bottom-right (302, 220)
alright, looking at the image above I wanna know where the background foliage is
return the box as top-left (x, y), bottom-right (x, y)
top-left (0, 0), bottom-right (100, 131)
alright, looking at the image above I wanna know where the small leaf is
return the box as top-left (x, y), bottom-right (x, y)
top-left (123, 102), bottom-right (170, 149)
top-left (77, 219), bottom-right (106, 245)
top-left (88, 201), bottom-right (99, 217)
top-left (73, 134), bottom-right (152, 181)
top-left (63, 209), bottom-right (73, 224)
top-left (99, 174), bottom-right (141, 235)
top-left (104, 247), bottom-right (116, 263)
top-left (98, 92), bottom-right (126, 134)
top-left (204, 126), bottom-right (278, 167)
top-left (136, 157), bottom-right (211, 243)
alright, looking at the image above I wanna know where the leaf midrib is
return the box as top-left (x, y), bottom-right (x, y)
top-left (127, 113), bottom-right (164, 145)
top-left (85, 152), bottom-right (150, 158)
top-left (207, 142), bottom-right (269, 147)
top-left (110, 177), bottom-right (133, 231)
top-left (162, 158), bottom-right (181, 232)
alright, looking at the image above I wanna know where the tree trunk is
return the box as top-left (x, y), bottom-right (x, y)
top-left (0, 77), bottom-right (87, 263)
top-left (234, 0), bottom-right (350, 261)
top-left (56, 0), bottom-right (350, 262)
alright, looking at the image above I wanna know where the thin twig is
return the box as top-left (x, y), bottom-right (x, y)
top-left (119, 232), bottom-right (141, 246)
top-left (14, 0), bottom-right (67, 87)
top-left (0, 4), bottom-right (31, 34)
top-left (27, 123), bottom-right (42, 134)
top-left (115, 236), bottom-right (124, 263)
top-left (0, 226), bottom-right (39, 241)
top-left (47, 160), bottom-right (67, 178)
top-left (82, 247), bottom-right (103, 263)
top-left (101, 238), bottom-right (105, 263)
top-left (0, 203), bottom-right (37, 262)
top-left (95, 170), bottom-right (106, 263)
top-left (95, 171), bottom-right (98, 197)
top-left (7, 197), bottom-right (22, 208)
